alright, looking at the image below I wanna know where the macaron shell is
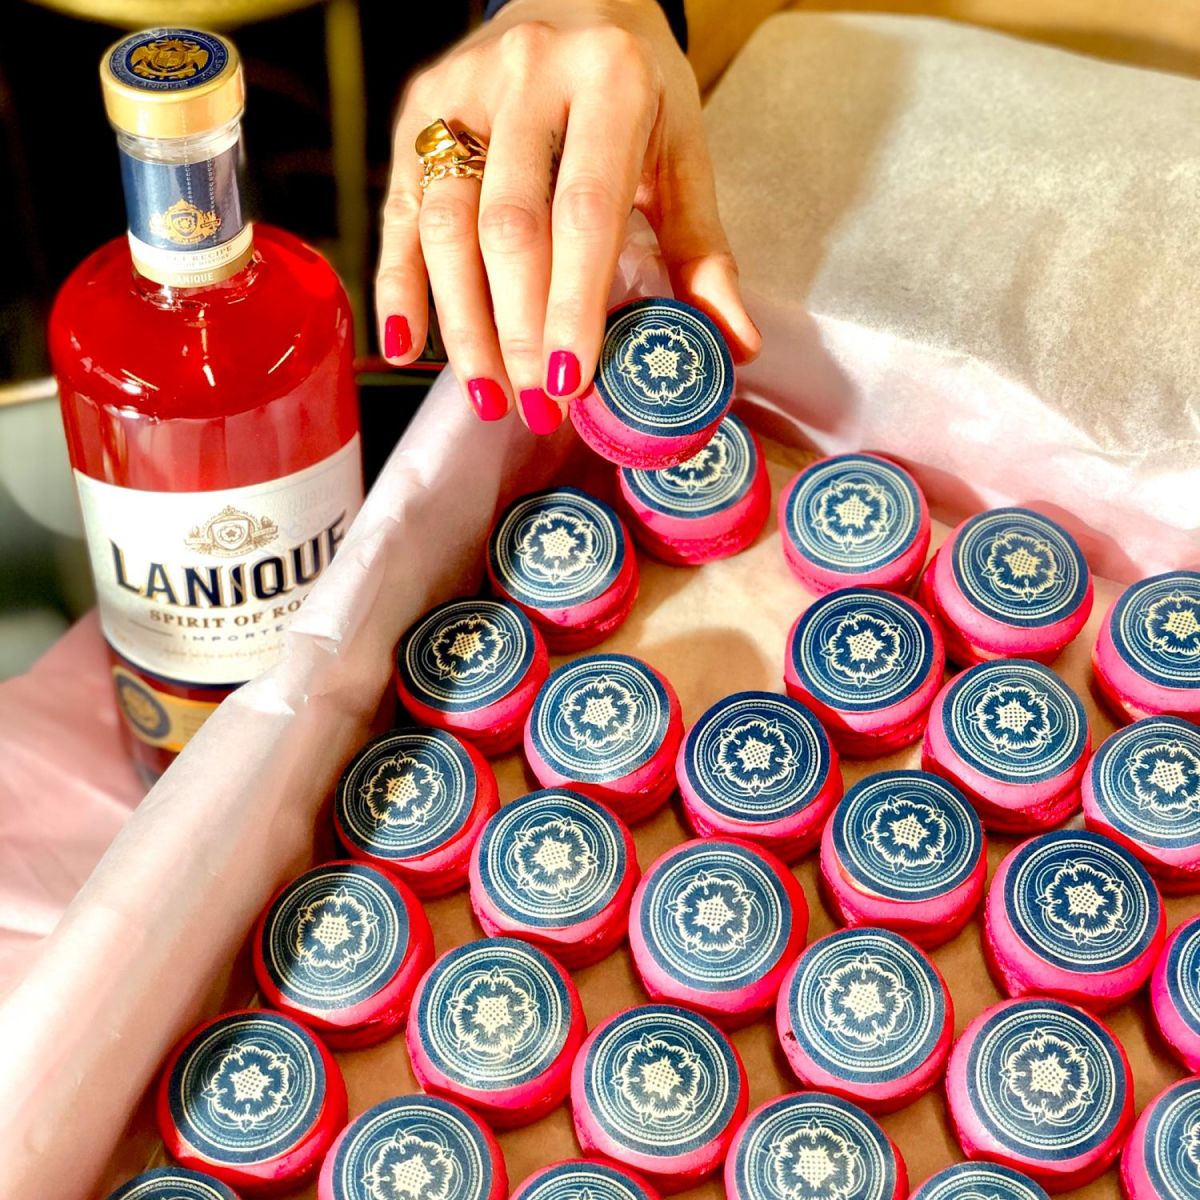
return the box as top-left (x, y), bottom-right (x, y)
top-left (316, 1094), bottom-right (508, 1200)
top-left (570, 1005), bottom-right (748, 1193)
top-left (572, 385), bottom-right (726, 470)
top-left (1091, 575), bottom-right (1200, 722)
top-left (945, 1000), bottom-right (1134, 1192)
top-left (533, 560), bottom-right (640, 653)
top-left (628, 838), bottom-right (809, 1027)
top-left (509, 1160), bottom-right (661, 1200)
top-left (394, 629), bottom-right (549, 756)
top-left (157, 1011), bottom-right (347, 1195)
top-left (251, 864), bottom-right (435, 1049)
top-left (1150, 916), bottom-right (1200, 1073)
top-left (928, 521), bottom-right (1093, 662)
top-left (405, 942), bottom-right (586, 1128)
top-left (783, 592), bottom-right (946, 758)
top-left (777, 452), bottom-right (931, 596)
top-left (818, 822), bottom-right (986, 949)
top-left (616, 422), bottom-right (772, 565)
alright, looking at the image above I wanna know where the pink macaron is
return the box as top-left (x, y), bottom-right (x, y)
top-left (725, 1091), bottom-right (908, 1200)
top-left (1120, 1075), bottom-right (1200, 1200)
top-left (571, 1003), bottom-right (748, 1193)
top-left (317, 1094), bottom-right (507, 1200)
top-left (525, 653), bottom-right (683, 824)
top-left (918, 508), bottom-right (1093, 668)
top-left (778, 452), bottom-right (930, 596)
top-left (487, 486), bottom-right (639, 653)
top-left (570, 297), bottom-right (735, 470)
top-left (1083, 716), bottom-right (1200, 892)
top-left (946, 997), bottom-right (1134, 1192)
top-left (157, 1010), bottom-right (347, 1195)
top-left (106, 1169), bottom-right (242, 1200)
top-left (629, 837), bottom-right (808, 1028)
top-left (406, 937), bottom-right (585, 1129)
top-left (395, 597), bottom-right (549, 756)
top-left (333, 728), bottom-right (499, 898)
top-left (922, 659), bottom-right (1091, 833)
top-left (784, 588), bottom-right (945, 758)
top-left (252, 861), bottom-right (434, 1049)
top-left (615, 413), bottom-right (770, 565)
top-left (984, 829), bottom-right (1164, 1012)
top-left (820, 770), bottom-right (986, 948)
top-left (1150, 914), bottom-right (1200, 1072)
top-left (510, 1161), bottom-right (659, 1200)
top-left (1092, 571), bottom-right (1200, 724)
top-left (469, 788), bottom-right (639, 969)
top-left (909, 1163), bottom-right (1050, 1200)
top-left (676, 690), bottom-right (842, 862)
top-left (776, 927), bottom-right (953, 1113)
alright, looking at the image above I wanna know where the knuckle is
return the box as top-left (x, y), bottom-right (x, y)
top-left (583, 26), bottom-right (654, 85)
top-left (438, 324), bottom-right (489, 359)
top-left (418, 194), bottom-right (477, 246)
top-left (381, 187), bottom-right (421, 230)
top-left (478, 199), bottom-right (543, 254)
top-left (497, 330), bottom-right (544, 365)
top-left (546, 294), bottom-right (593, 338)
top-left (555, 180), bottom-right (618, 238)
top-left (498, 21), bottom-right (555, 74)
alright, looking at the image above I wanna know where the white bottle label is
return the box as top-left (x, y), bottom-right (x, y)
top-left (74, 436), bottom-right (363, 688)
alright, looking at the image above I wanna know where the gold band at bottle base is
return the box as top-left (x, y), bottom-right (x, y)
top-left (415, 118), bottom-right (488, 189)
top-left (113, 667), bottom-right (221, 751)
top-left (128, 222), bottom-right (255, 286)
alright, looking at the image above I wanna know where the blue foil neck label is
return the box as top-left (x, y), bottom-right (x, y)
top-left (595, 298), bottom-right (733, 436)
top-left (963, 1000), bottom-right (1128, 1162)
top-left (1001, 831), bottom-right (1160, 973)
top-left (168, 1012), bottom-right (325, 1166)
top-left (476, 789), bottom-right (626, 929)
top-left (910, 1162), bottom-right (1050, 1200)
top-left (949, 509), bottom-right (1089, 627)
top-left (328, 1095), bottom-right (497, 1200)
top-left (1162, 916), bottom-right (1200, 1038)
top-left (490, 488), bottom-right (625, 610)
top-left (784, 929), bottom-right (946, 1085)
top-left (1137, 1077), bottom-right (1200, 1200)
top-left (728, 1092), bottom-right (897, 1200)
top-left (621, 414), bottom-right (757, 517)
top-left (1110, 571), bottom-right (1200, 691)
top-left (637, 840), bottom-right (792, 992)
top-left (831, 771), bottom-right (982, 902)
top-left (336, 729), bottom-right (477, 862)
top-left (529, 654), bottom-right (669, 782)
top-left (783, 453), bottom-right (923, 574)
top-left (581, 1005), bottom-right (741, 1157)
top-left (107, 1168), bottom-right (239, 1200)
top-left (682, 691), bottom-right (831, 823)
top-left (515, 1161), bottom-right (654, 1200)
top-left (414, 939), bottom-right (571, 1090)
top-left (1089, 717), bottom-right (1200, 848)
top-left (260, 864), bottom-right (411, 1011)
top-left (941, 660), bottom-right (1088, 784)
top-left (789, 589), bottom-right (936, 712)
top-left (399, 599), bottom-right (536, 713)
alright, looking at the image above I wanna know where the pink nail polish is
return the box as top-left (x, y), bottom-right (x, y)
top-left (520, 388), bottom-right (563, 435)
top-left (546, 350), bottom-right (581, 398)
top-left (383, 315), bottom-right (411, 359)
top-left (467, 377), bottom-right (507, 422)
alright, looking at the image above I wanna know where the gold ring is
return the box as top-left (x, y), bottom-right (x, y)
top-left (415, 118), bottom-right (488, 190)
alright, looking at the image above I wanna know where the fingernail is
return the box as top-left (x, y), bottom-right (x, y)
top-left (383, 315), bottom-right (411, 359)
top-left (546, 350), bottom-right (581, 398)
top-left (467, 377), bottom-right (507, 422)
top-left (520, 388), bottom-right (563, 435)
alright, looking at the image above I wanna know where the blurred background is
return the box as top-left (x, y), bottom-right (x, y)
top-left (4, 0), bottom-right (1200, 682)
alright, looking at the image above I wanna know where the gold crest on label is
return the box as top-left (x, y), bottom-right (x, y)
top-left (150, 198), bottom-right (222, 245)
top-left (186, 506), bottom-right (278, 556)
top-left (130, 37), bottom-right (210, 81)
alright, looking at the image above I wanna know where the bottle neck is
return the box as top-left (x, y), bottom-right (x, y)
top-left (116, 117), bottom-right (254, 288)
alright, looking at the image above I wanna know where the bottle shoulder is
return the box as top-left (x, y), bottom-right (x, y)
top-left (49, 225), bottom-right (354, 421)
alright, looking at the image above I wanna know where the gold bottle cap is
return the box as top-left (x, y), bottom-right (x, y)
top-left (100, 28), bottom-right (244, 140)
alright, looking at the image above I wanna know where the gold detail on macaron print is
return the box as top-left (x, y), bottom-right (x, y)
top-left (361, 753), bottom-right (444, 829)
top-left (448, 966), bottom-right (538, 1060)
top-left (620, 324), bottom-right (702, 404)
top-left (201, 1040), bottom-right (295, 1131)
top-left (613, 1032), bottom-right (703, 1121)
top-left (362, 1129), bottom-right (456, 1200)
top-left (770, 1119), bottom-right (861, 1200)
top-left (999, 1030), bottom-right (1094, 1126)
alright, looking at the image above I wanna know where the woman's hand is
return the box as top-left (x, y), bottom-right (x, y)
top-left (376, 0), bottom-right (761, 432)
